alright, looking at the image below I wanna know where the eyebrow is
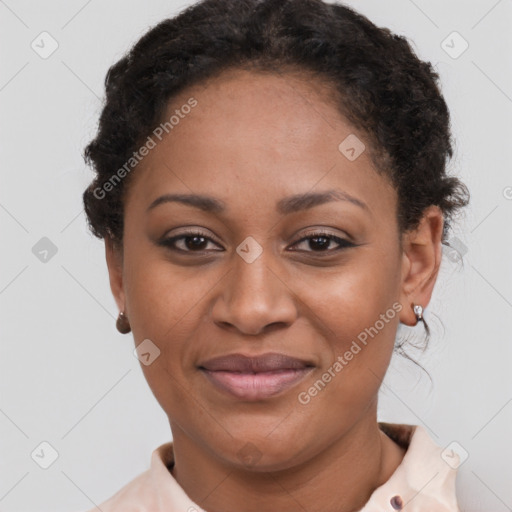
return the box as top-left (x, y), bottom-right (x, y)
top-left (146, 189), bottom-right (369, 215)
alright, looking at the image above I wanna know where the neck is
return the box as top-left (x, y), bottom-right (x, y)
top-left (170, 411), bottom-right (406, 512)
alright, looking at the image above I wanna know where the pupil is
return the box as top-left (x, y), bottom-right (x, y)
top-left (310, 236), bottom-right (329, 251)
top-left (186, 236), bottom-right (207, 250)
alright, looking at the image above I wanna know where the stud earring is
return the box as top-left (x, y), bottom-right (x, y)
top-left (116, 311), bottom-right (131, 334)
top-left (413, 304), bottom-right (423, 322)
top-left (412, 303), bottom-right (430, 336)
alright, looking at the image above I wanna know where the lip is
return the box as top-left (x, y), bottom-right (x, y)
top-left (198, 352), bottom-right (315, 401)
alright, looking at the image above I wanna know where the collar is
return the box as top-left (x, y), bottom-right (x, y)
top-left (93, 422), bottom-right (460, 511)
top-left (359, 422), bottom-right (461, 511)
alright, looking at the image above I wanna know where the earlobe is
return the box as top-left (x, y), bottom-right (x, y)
top-left (105, 236), bottom-right (126, 314)
top-left (398, 206), bottom-right (444, 327)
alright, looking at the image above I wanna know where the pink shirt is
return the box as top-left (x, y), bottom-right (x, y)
top-left (84, 422), bottom-right (461, 511)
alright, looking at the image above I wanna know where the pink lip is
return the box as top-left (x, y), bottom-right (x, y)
top-left (200, 367), bottom-right (314, 400)
top-left (198, 352), bottom-right (315, 401)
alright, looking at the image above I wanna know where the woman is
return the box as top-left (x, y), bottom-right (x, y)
top-left (82, 0), bottom-right (470, 510)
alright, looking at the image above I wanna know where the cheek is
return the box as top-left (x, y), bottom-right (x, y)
top-left (122, 250), bottom-right (234, 408)
top-left (124, 250), bottom-right (215, 342)
top-left (293, 272), bottom-right (401, 440)
top-left (123, 257), bottom-right (204, 417)
top-left (300, 245), bottom-right (401, 342)
top-left (294, 247), bottom-right (402, 396)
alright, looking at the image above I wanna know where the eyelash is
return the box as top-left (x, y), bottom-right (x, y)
top-left (159, 229), bottom-right (355, 255)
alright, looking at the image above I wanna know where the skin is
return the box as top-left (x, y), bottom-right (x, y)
top-left (105, 68), bottom-right (443, 512)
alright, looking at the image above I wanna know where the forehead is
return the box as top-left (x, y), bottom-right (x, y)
top-left (124, 68), bottom-right (396, 222)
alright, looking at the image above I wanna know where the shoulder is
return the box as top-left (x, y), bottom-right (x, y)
top-left (83, 469), bottom-right (158, 512)
top-left (82, 442), bottom-right (176, 512)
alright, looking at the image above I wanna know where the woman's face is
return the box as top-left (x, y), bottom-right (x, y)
top-left (106, 68), bottom-right (441, 470)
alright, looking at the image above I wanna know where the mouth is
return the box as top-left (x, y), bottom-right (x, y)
top-left (198, 352), bottom-right (315, 401)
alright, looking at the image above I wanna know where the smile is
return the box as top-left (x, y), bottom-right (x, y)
top-left (200, 367), bottom-right (315, 400)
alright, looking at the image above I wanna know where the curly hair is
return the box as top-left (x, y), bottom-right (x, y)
top-left (83, 0), bottom-right (469, 247)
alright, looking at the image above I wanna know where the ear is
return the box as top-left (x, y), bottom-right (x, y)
top-left (105, 236), bottom-right (125, 314)
top-left (398, 205), bottom-right (444, 326)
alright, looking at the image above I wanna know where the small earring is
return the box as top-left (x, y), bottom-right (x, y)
top-left (116, 311), bottom-right (131, 334)
top-left (412, 303), bottom-right (430, 336)
top-left (413, 304), bottom-right (423, 322)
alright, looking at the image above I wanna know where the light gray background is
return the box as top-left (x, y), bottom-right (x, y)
top-left (1, 0), bottom-right (511, 511)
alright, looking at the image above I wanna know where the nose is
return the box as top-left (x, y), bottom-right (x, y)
top-left (211, 250), bottom-right (298, 336)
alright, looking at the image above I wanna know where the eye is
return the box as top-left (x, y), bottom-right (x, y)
top-left (290, 230), bottom-right (356, 254)
top-left (158, 229), bottom-right (356, 255)
top-left (158, 230), bottom-right (223, 253)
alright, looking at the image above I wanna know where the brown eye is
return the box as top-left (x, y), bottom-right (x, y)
top-left (290, 231), bottom-right (355, 253)
top-left (158, 231), bottom-right (223, 253)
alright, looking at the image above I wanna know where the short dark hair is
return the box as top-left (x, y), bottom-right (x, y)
top-left (83, 0), bottom-right (469, 247)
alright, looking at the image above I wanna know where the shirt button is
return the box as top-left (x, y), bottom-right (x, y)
top-left (390, 495), bottom-right (404, 510)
